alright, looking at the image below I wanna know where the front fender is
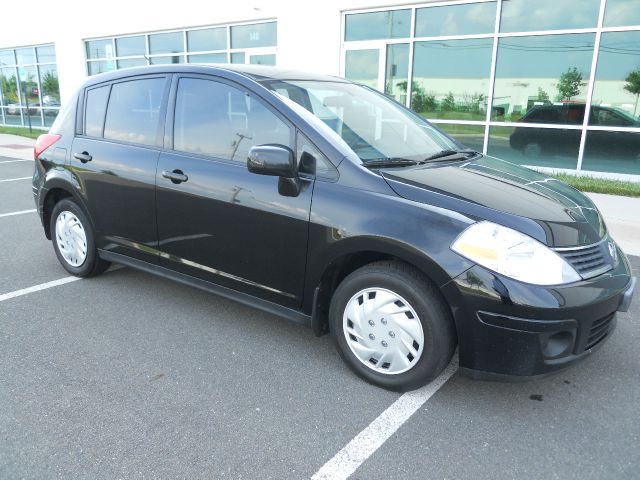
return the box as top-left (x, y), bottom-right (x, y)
top-left (303, 179), bottom-right (476, 313)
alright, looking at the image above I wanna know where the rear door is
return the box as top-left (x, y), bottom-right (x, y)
top-left (155, 75), bottom-right (313, 308)
top-left (71, 75), bottom-right (170, 263)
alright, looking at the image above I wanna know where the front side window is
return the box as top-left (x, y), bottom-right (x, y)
top-left (173, 77), bottom-right (292, 161)
top-left (265, 80), bottom-right (457, 162)
top-left (103, 78), bottom-right (165, 146)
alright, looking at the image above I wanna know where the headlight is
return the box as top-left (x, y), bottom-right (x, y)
top-left (451, 221), bottom-right (580, 285)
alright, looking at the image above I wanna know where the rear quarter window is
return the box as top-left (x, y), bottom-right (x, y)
top-left (84, 85), bottom-right (110, 137)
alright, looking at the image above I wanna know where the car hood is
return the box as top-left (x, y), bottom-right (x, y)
top-left (381, 155), bottom-right (606, 248)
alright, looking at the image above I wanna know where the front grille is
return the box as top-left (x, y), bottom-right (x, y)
top-left (584, 313), bottom-right (616, 350)
top-left (556, 241), bottom-right (611, 279)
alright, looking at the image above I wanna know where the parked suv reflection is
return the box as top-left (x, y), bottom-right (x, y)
top-left (509, 104), bottom-right (640, 159)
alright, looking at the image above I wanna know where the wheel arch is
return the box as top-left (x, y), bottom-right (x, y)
top-left (40, 179), bottom-right (89, 240)
top-left (308, 237), bottom-right (457, 337)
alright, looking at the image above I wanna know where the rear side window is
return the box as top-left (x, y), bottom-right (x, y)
top-left (526, 107), bottom-right (558, 123)
top-left (85, 86), bottom-right (110, 137)
top-left (173, 77), bottom-right (292, 162)
top-left (103, 78), bottom-right (165, 146)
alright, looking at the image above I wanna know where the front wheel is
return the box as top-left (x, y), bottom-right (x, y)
top-left (329, 261), bottom-right (456, 391)
top-left (50, 198), bottom-right (110, 277)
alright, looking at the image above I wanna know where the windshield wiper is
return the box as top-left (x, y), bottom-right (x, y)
top-left (362, 158), bottom-right (419, 168)
top-left (423, 149), bottom-right (479, 162)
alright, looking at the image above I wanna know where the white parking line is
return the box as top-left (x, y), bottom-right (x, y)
top-left (0, 176), bottom-right (31, 182)
top-left (0, 276), bottom-right (81, 303)
top-left (0, 209), bottom-right (37, 218)
top-left (0, 159), bottom-right (32, 164)
top-left (311, 358), bottom-right (458, 480)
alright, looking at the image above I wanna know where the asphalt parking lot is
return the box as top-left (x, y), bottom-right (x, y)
top-left (1, 156), bottom-right (639, 479)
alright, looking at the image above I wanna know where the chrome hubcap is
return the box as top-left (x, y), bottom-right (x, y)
top-left (343, 288), bottom-right (424, 375)
top-left (55, 210), bottom-right (87, 267)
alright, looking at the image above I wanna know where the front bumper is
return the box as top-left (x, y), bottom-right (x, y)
top-left (443, 245), bottom-right (635, 380)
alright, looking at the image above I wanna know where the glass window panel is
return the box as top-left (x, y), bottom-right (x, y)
top-left (231, 22), bottom-right (277, 49)
top-left (385, 44), bottom-right (409, 105)
top-left (188, 53), bottom-right (227, 63)
top-left (345, 9), bottom-right (411, 41)
top-left (36, 45), bottom-right (56, 63)
top-left (149, 55), bottom-right (184, 65)
top-left (436, 123), bottom-right (485, 152)
top-left (499, 0), bottom-right (600, 33)
top-left (582, 131), bottom-right (640, 175)
top-left (104, 78), bottom-right (165, 146)
top-left (39, 65), bottom-right (59, 105)
top-left (87, 60), bottom-right (114, 76)
top-left (492, 34), bottom-right (595, 123)
top-left (415, 2), bottom-right (496, 37)
top-left (173, 78), bottom-right (291, 161)
top-left (187, 27), bottom-right (227, 52)
top-left (44, 108), bottom-right (59, 127)
top-left (412, 39), bottom-right (492, 121)
top-left (85, 85), bottom-right (110, 137)
top-left (1, 107), bottom-right (23, 125)
top-left (487, 125), bottom-right (580, 169)
top-left (345, 49), bottom-right (379, 89)
top-left (250, 54), bottom-right (276, 65)
top-left (0, 50), bottom-right (15, 67)
top-left (116, 36), bottom-right (146, 57)
top-left (149, 32), bottom-right (183, 55)
top-left (604, 0), bottom-right (640, 28)
top-left (230, 52), bottom-right (245, 64)
top-left (19, 66), bottom-right (40, 106)
top-left (15, 48), bottom-right (36, 65)
top-left (117, 58), bottom-right (148, 69)
top-left (22, 107), bottom-right (44, 127)
top-left (590, 31), bottom-right (640, 126)
top-left (0, 67), bottom-right (20, 104)
top-left (86, 39), bottom-right (113, 59)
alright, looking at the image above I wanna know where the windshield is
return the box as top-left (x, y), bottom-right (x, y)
top-left (264, 80), bottom-right (460, 162)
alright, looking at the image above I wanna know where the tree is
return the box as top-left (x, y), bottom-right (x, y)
top-left (624, 69), bottom-right (640, 117)
top-left (536, 87), bottom-right (550, 102)
top-left (555, 67), bottom-right (585, 102)
top-left (41, 72), bottom-right (59, 99)
top-left (397, 80), bottom-right (436, 113)
top-left (442, 91), bottom-right (456, 112)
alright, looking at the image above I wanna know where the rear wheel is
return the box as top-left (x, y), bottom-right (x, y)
top-left (50, 198), bottom-right (110, 277)
top-left (329, 261), bottom-right (456, 391)
top-left (523, 142), bottom-right (542, 158)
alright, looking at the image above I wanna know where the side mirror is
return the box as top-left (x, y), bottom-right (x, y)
top-left (247, 144), bottom-right (296, 178)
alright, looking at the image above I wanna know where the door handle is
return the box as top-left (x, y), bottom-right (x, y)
top-left (162, 169), bottom-right (188, 184)
top-left (73, 151), bottom-right (92, 163)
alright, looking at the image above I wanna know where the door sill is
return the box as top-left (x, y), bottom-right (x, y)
top-left (98, 250), bottom-right (311, 327)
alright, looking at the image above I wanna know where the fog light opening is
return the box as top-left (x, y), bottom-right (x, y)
top-left (543, 331), bottom-right (574, 358)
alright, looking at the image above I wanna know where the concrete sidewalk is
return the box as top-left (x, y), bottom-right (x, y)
top-left (587, 193), bottom-right (640, 257)
top-left (0, 133), bottom-right (35, 161)
top-left (0, 132), bottom-right (638, 256)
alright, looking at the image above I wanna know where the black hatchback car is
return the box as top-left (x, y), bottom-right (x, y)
top-left (32, 65), bottom-right (635, 391)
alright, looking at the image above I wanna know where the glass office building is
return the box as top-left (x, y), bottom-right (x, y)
top-left (0, 44), bottom-right (60, 128)
top-left (85, 20), bottom-right (277, 76)
top-left (343, 0), bottom-right (640, 176)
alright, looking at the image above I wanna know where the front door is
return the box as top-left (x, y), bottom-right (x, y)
top-left (155, 76), bottom-right (312, 308)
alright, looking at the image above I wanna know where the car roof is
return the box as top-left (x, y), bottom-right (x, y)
top-left (82, 64), bottom-right (348, 88)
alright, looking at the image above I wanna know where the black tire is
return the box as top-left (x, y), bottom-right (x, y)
top-left (329, 261), bottom-right (456, 392)
top-left (50, 198), bottom-right (110, 277)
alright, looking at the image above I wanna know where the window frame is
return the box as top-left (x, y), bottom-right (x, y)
top-left (80, 73), bottom-right (171, 149)
top-left (166, 73), bottom-right (296, 166)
